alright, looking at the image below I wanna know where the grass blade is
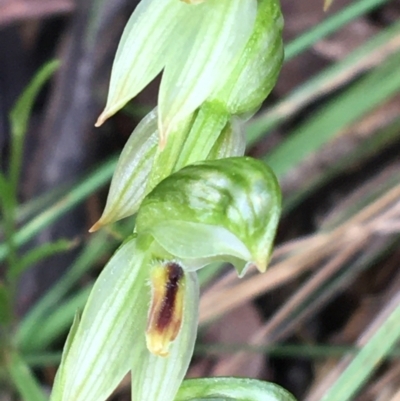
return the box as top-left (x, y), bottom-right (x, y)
top-left (320, 292), bottom-right (400, 401)
top-left (265, 51), bottom-right (400, 178)
top-left (7, 352), bottom-right (47, 401)
top-left (285, 0), bottom-right (391, 61)
top-left (247, 20), bottom-right (400, 144)
top-left (0, 156), bottom-right (117, 263)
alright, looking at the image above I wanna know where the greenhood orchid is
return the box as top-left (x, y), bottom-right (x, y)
top-left (50, 0), bottom-right (287, 399)
top-left (90, 107), bottom-right (246, 231)
top-left (95, 0), bottom-right (258, 144)
top-left (90, 0), bottom-right (284, 229)
top-left (50, 157), bottom-right (282, 401)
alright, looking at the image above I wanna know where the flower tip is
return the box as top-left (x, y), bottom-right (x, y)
top-left (145, 333), bottom-right (170, 357)
top-left (254, 259), bottom-right (269, 274)
top-left (94, 110), bottom-right (109, 127)
top-left (324, 0), bottom-right (333, 11)
top-left (89, 220), bottom-right (103, 233)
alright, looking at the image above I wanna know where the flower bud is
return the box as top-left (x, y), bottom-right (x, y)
top-left (136, 157), bottom-right (281, 276)
top-left (212, 0), bottom-right (284, 117)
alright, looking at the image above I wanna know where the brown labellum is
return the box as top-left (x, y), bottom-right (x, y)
top-left (146, 262), bottom-right (185, 357)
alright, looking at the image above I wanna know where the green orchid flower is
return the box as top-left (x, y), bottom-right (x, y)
top-left (90, 106), bottom-right (246, 231)
top-left (95, 0), bottom-right (258, 144)
top-left (50, 157), bottom-right (282, 401)
top-left (89, 0), bottom-right (283, 231)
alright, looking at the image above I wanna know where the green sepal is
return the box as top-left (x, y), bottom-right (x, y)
top-left (91, 109), bottom-right (159, 230)
top-left (158, 0), bottom-right (257, 137)
top-left (175, 378), bottom-right (297, 401)
top-left (212, 0), bottom-right (284, 117)
top-left (136, 157), bottom-right (281, 275)
top-left (50, 237), bottom-right (151, 401)
top-left (96, 0), bottom-right (186, 125)
top-left (50, 312), bottom-right (80, 399)
top-left (97, 0), bottom-right (257, 137)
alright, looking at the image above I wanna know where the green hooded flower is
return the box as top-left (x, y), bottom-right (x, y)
top-left (95, 0), bottom-right (258, 144)
top-left (90, 106), bottom-right (246, 231)
top-left (50, 157), bottom-right (281, 401)
top-left (90, 0), bottom-right (283, 229)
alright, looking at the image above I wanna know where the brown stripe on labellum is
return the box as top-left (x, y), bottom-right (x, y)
top-left (146, 262), bottom-right (185, 357)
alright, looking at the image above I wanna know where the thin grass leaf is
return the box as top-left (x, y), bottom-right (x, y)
top-left (9, 239), bottom-right (77, 282)
top-left (320, 292), bottom-right (400, 401)
top-left (0, 283), bottom-right (12, 325)
top-left (195, 343), bottom-right (358, 359)
top-left (16, 184), bottom-right (71, 224)
top-left (285, 0), bottom-right (391, 61)
top-left (0, 174), bottom-right (12, 225)
top-left (0, 172), bottom-right (9, 201)
top-left (0, 167), bottom-right (18, 268)
top-left (24, 352), bottom-right (62, 368)
top-left (0, 156), bottom-right (117, 263)
top-left (7, 352), bottom-right (47, 401)
top-left (283, 117), bottom-right (400, 212)
top-left (265, 51), bottom-right (400, 178)
top-left (9, 60), bottom-right (59, 191)
top-left (321, 168), bottom-right (400, 230)
top-left (195, 342), bottom-right (400, 359)
top-left (1, 61), bottom-right (59, 281)
top-left (24, 286), bottom-right (92, 352)
top-left (18, 231), bottom-right (113, 350)
top-left (0, 184), bottom-right (70, 240)
top-left (246, 20), bottom-right (400, 144)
